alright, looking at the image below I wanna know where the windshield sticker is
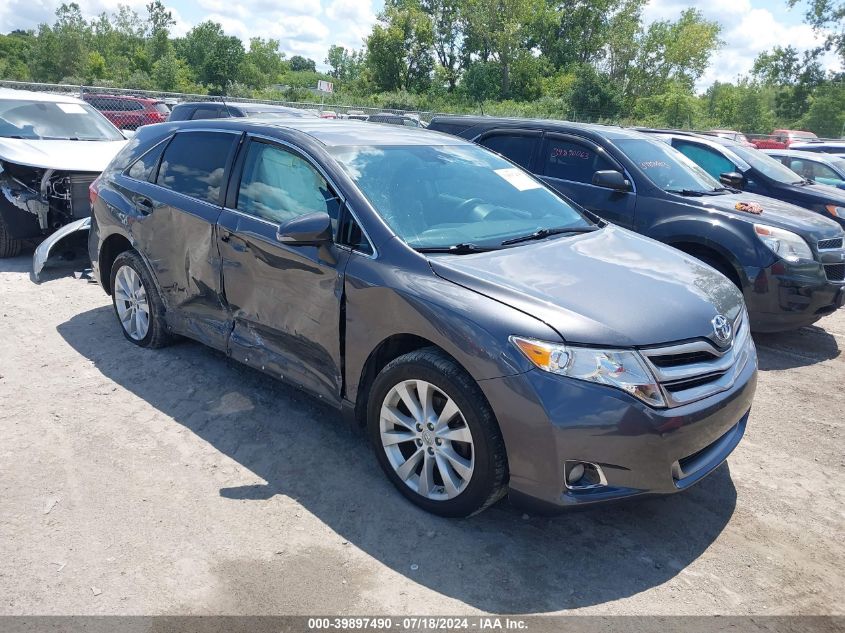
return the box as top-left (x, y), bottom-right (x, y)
top-left (57, 103), bottom-right (86, 114)
top-left (735, 201), bottom-right (763, 215)
top-left (494, 168), bottom-right (542, 191)
top-left (640, 160), bottom-right (670, 169)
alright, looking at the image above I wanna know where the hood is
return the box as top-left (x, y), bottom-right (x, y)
top-left (786, 181), bottom-right (845, 205)
top-left (0, 138), bottom-right (127, 171)
top-left (430, 225), bottom-right (744, 348)
top-left (696, 191), bottom-right (842, 239)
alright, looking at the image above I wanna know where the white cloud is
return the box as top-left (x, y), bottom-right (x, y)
top-left (642, 0), bottom-right (842, 91)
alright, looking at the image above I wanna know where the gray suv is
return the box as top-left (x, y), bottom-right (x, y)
top-left (88, 119), bottom-right (757, 516)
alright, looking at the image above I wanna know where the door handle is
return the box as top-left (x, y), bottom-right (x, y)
top-left (133, 195), bottom-right (154, 215)
top-left (220, 231), bottom-right (231, 243)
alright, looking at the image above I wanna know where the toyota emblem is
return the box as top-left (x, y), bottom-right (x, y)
top-left (712, 314), bottom-right (732, 343)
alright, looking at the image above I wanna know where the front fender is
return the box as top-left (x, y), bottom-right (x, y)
top-left (343, 252), bottom-right (559, 405)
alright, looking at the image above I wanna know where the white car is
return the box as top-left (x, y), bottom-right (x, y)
top-left (0, 88), bottom-right (127, 272)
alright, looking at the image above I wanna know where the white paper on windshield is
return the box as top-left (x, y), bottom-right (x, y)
top-left (57, 103), bottom-right (86, 114)
top-left (494, 167), bottom-right (541, 191)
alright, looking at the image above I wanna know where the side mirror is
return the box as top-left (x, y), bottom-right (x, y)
top-left (276, 211), bottom-right (332, 245)
top-left (719, 172), bottom-right (746, 188)
top-left (592, 170), bottom-right (630, 191)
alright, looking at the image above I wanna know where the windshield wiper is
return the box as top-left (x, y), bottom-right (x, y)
top-left (665, 189), bottom-right (712, 197)
top-left (416, 243), bottom-right (496, 254)
top-left (500, 225), bottom-right (598, 246)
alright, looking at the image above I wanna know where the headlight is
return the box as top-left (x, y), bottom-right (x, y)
top-left (511, 337), bottom-right (665, 407)
top-left (753, 224), bottom-right (813, 262)
top-left (825, 204), bottom-right (844, 218)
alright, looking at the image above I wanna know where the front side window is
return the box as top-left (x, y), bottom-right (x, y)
top-left (237, 141), bottom-right (341, 225)
top-left (542, 138), bottom-right (615, 183)
top-left (330, 144), bottom-right (593, 249)
top-left (673, 140), bottom-right (737, 179)
top-left (0, 99), bottom-right (123, 141)
top-left (615, 138), bottom-right (722, 193)
top-left (156, 132), bottom-right (234, 204)
top-left (479, 134), bottom-right (538, 169)
top-left (791, 160), bottom-right (838, 181)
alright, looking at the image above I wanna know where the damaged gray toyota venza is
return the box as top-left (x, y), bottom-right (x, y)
top-left (89, 119), bottom-right (757, 516)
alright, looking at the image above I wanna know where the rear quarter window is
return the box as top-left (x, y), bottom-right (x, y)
top-left (156, 132), bottom-right (236, 204)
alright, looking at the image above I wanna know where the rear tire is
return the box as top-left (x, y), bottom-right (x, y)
top-left (367, 348), bottom-right (508, 517)
top-left (110, 250), bottom-right (173, 348)
top-left (0, 216), bottom-right (23, 258)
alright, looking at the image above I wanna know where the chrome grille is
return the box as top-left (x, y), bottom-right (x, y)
top-left (824, 263), bottom-right (845, 282)
top-left (640, 313), bottom-right (754, 407)
top-left (818, 237), bottom-right (843, 250)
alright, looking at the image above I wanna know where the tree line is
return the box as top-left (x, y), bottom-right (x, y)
top-left (0, 0), bottom-right (843, 136)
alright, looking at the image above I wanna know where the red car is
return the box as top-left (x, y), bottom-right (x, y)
top-left (82, 94), bottom-right (169, 130)
top-left (753, 129), bottom-right (819, 150)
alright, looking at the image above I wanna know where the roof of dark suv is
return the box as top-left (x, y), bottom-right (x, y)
top-left (429, 115), bottom-right (647, 141)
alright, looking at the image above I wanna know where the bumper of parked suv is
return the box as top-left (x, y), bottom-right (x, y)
top-left (478, 349), bottom-right (757, 511)
top-left (744, 260), bottom-right (845, 332)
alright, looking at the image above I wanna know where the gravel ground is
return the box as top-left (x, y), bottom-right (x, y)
top-left (1, 253), bottom-right (843, 616)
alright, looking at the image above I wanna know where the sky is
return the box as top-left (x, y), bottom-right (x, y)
top-left (0, 0), bottom-right (840, 91)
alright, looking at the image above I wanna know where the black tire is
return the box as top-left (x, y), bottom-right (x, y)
top-left (110, 250), bottom-right (173, 348)
top-left (367, 347), bottom-right (508, 517)
top-left (0, 215), bottom-right (23, 258)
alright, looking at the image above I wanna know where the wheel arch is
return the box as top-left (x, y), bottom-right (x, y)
top-left (353, 334), bottom-right (470, 427)
top-left (98, 233), bottom-right (134, 294)
top-left (668, 239), bottom-right (745, 289)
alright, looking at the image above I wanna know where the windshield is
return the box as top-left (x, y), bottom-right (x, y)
top-left (614, 138), bottom-right (722, 193)
top-left (330, 144), bottom-right (593, 249)
top-left (0, 99), bottom-right (123, 141)
top-left (729, 144), bottom-right (804, 184)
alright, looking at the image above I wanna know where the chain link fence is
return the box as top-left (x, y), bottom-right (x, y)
top-left (0, 80), bottom-right (439, 129)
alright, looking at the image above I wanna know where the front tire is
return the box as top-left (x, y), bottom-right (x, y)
top-left (367, 348), bottom-right (508, 517)
top-left (0, 215), bottom-right (23, 258)
top-left (110, 250), bottom-right (172, 348)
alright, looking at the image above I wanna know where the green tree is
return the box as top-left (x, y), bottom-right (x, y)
top-left (629, 8), bottom-right (721, 98)
top-left (800, 81), bottom-right (845, 137)
top-left (789, 0), bottom-right (844, 65)
top-left (463, 0), bottom-right (543, 97)
top-left (752, 46), bottom-right (824, 122)
top-left (325, 44), bottom-right (364, 81)
top-left (419, 0), bottom-right (463, 91)
top-left (366, 3), bottom-right (434, 92)
top-left (568, 64), bottom-right (623, 121)
top-left (289, 55), bottom-right (317, 72)
top-left (180, 21), bottom-right (245, 93)
top-left (0, 31), bottom-right (34, 81)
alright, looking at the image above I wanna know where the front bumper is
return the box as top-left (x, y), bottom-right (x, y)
top-left (744, 259), bottom-right (845, 332)
top-left (478, 349), bottom-right (757, 509)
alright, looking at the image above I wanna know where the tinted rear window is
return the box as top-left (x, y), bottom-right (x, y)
top-left (479, 134), bottom-right (538, 169)
top-left (153, 102), bottom-right (169, 114)
top-left (156, 132), bottom-right (235, 204)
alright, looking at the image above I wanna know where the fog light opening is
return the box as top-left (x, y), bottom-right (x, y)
top-left (564, 461), bottom-right (607, 491)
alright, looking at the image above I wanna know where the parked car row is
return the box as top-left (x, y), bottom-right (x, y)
top-left (3, 86), bottom-right (843, 517)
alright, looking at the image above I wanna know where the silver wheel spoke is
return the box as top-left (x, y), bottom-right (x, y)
top-left (439, 445), bottom-right (473, 480)
top-left (435, 452), bottom-right (461, 497)
top-left (114, 265), bottom-right (150, 341)
top-left (396, 449), bottom-right (423, 481)
top-left (418, 452), bottom-right (435, 497)
top-left (415, 380), bottom-right (435, 420)
top-left (396, 382), bottom-right (424, 422)
top-left (434, 397), bottom-right (460, 431)
top-left (439, 424), bottom-right (472, 444)
top-left (382, 429), bottom-right (415, 446)
top-left (383, 406), bottom-right (417, 432)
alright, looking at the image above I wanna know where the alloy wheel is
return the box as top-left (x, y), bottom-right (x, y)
top-left (379, 379), bottom-right (475, 500)
top-left (114, 264), bottom-right (150, 341)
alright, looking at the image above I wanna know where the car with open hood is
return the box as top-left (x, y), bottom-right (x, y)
top-left (427, 116), bottom-right (845, 332)
top-left (0, 88), bottom-right (127, 268)
top-left (89, 118), bottom-right (757, 516)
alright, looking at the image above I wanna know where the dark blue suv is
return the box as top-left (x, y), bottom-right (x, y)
top-left (429, 116), bottom-right (845, 333)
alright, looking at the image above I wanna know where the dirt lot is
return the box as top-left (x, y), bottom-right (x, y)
top-left (1, 253), bottom-right (843, 616)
